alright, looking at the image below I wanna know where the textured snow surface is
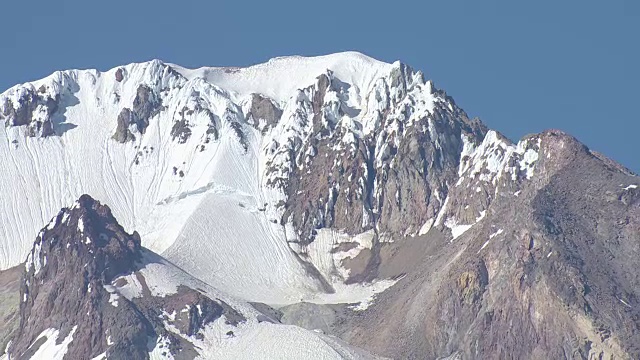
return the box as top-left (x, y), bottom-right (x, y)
top-left (171, 52), bottom-right (393, 103)
top-left (149, 336), bottom-right (175, 360)
top-left (0, 52), bottom-right (407, 307)
top-left (457, 131), bottom-right (541, 186)
top-left (26, 326), bottom-right (77, 360)
top-left (182, 321), bottom-right (376, 360)
top-left (107, 250), bottom-right (379, 359)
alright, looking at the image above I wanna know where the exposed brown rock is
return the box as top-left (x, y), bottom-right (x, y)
top-left (1, 88), bottom-right (60, 137)
top-left (7, 195), bottom-right (246, 360)
top-left (115, 68), bottom-right (124, 82)
top-left (335, 134), bottom-right (640, 360)
top-left (112, 108), bottom-right (137, 142)
top-left (247, 94), bottom-right (282, 131)
top-left (112, 85), bottom-right (162, 143)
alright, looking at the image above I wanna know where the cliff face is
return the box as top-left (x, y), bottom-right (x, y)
top-left (338, 131), bottom-right (640, 360)
top-left (8, 195), bottom-right (247, 360)
top-left (0, 53), bottom-right (639, 359)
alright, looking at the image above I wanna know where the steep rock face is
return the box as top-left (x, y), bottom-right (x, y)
top-left (7, 195), bottom-right (247, 360)
top-left (265, 67), bottom-right (487, 249)
top-left (0, 54), bottom-right (638, 360)
top-left (1, 85), bottom-right (59, 137)
top-left (0, 266), bottom-right (20, 356)
top-left (113, 85), bottom-right (163, 142)
top-left (338, 131), bottom-right (640, 359)
top-left (11, 195), bottom-right (149, 359)
top-left (246, 93), bottom-right (282, 132)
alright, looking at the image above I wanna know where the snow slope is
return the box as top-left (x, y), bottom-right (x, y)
top-left (171, 51), bottom-right (393, 103)
top-left (115, 251), bottom-right (380, 360)
top-left (0, 52), bottom-right (402, 305)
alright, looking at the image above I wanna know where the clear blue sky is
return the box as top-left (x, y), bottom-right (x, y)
top-left (2, 0), bottom-right (638, 172)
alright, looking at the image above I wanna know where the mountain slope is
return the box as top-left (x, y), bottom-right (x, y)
top-left (0, 53), bottom-right (404, 304)
top-left (0, 52), bottom-right (638, 359)
top-left (0, 51), bottom-right (486, 305)
top-left (1, 195), bottom-right (380, 360)
top-left (336, 130), bottom-right (640, 359)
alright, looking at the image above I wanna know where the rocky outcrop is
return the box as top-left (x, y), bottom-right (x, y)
top-left (247, 93), bottom-right (282, 132)
top-left (115, 68), bottom-right (124, 82)
top-left (170, 96), bottom-right (221, 148)
top-left (1, 86), bottom-right (59, 137)
top-left (112, 108), bottom-right (137, 143)
top-left (336, 133), bottom-right (640, 359)
top-left (5, 195), bottom-right (246, 359)
top-left (270, 67), bottom-right (487, 249)
top-left (112, 85), bottom-right (162, 143)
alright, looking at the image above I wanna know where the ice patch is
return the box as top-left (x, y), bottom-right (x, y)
top-left (623, 184), bottom-right (637, 190)
top-left (109, 293), bottom-right (119, 307)
top-left (418, 218), bottom-right (434, 236)
top-left (149, 336), bottom-right (174, 359)
top-left (479, 240), bottom-right (491, 252)
top-left (112, 273), bottom-right (144, 299)
top-left (444, 218), bottom-right (473, 240)
top-left (518, 148), bottom-right (539, 179)
top-left (434, 195), bottom-right (450, 226)
top-left (185, 319), bottom-right (367, 360)
top-left (91, 352), bottom-right (107, 360)
top-left (28, 325), bottom-right (78, 360)
top-left (103, 285), bottom-right (120, 307)
top-left (489, 228), bottom-right (504, 239)
top-left (479, 228), bottom-right (503, 253)
top-left (25, 241), bottom-right (43, 275)
top-left (306, 229), bottom-right (374, 282)
top-left (618, 298), bottom-right (632, 308)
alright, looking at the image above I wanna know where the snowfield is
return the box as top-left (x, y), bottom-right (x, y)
top-left (0, 52), bottom-right (401, 307)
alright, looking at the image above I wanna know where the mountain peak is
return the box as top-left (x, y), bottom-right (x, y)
top-left (170, 51), bottom-right (398, 102)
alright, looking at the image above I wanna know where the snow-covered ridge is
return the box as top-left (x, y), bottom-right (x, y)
top-left (1, 52), bottom-right (395, 105)
top-left (0, 52), bottom-right (425, 306)
top-left (169, 51), bottom-right (396, 103)
top-left (0, 51), bottom-right (540, 309)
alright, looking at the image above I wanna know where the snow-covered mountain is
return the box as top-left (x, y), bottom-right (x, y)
top-left (0, 52), bottom-right (406, 305)
top-left (2, 195), bottom-right (378, 359)
top-left (1, 52), bottom-right (639, 359)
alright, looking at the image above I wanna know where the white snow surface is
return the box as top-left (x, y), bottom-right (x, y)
top-left (188, 321), bottom-right (375, 360)
top-left (105, 250), bottom-right (380, 359)
top-left (171, 52), bottom-right (394, 104)
top-left (0, 52), bottom-right (411, 307)
top-left (26, 326), bottom-right (78, 360)
top-left (457, 131), bottom-right (541, 186)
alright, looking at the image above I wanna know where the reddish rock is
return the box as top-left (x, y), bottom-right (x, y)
top-left (115, 68), bottom-right (124, 82)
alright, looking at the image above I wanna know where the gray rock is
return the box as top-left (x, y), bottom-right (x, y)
top-left (336, 132), bottom-right (640, 360)
top-left (247, 94), bottom-right (282, 132)
top-left (115, 68), bottom-right (124, 82)
top-left (112, 85), bottom-right (162, 143)
top-left (6, 195), bottom-right (246, 360)
top-left (1, 87), bottom-right (59, 138)
top-left (112, 108), bottom-right (137, 142)
top-left (279, 302), bottom-right (339, 334)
